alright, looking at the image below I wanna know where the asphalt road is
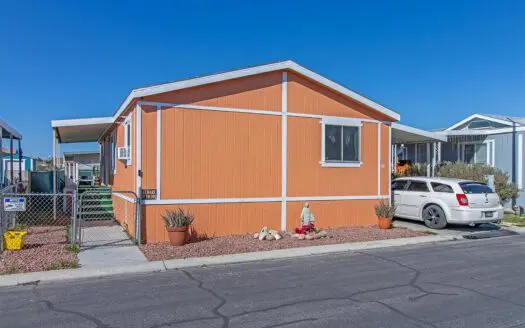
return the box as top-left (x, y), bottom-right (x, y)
top-left (1, 236), bottom-right (525, 328)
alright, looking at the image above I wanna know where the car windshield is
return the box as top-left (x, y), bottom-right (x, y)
top-left (459, 182), bottom-right (494, 194)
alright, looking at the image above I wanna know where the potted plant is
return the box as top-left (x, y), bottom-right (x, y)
top-left (374, 200), bottom-right (396, 229)
top-left (162, 208), bottom-right (194, 246)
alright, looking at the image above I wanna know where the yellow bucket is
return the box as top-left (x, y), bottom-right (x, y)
top-left (3, 231), bottom-right (27, 251)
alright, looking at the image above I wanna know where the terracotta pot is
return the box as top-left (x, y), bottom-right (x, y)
top-left (377, 217), bottom-right (392, 229)
top-left (166, 226), bottom-right (189, 246)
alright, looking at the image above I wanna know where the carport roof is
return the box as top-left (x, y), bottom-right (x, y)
top-left (0, 118), bottom-right (22, 140)
top-left (391, 123), bottom-right (447, 144)
top-left (51, 117), bottom-right (113, 143)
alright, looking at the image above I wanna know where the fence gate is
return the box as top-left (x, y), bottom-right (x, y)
top-left (0, 192), bottom-right (75, 252)
top-left (76, 190), bottom-right (140, 248)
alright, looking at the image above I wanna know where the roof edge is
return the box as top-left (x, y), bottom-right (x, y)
top-left (112, 60), bottom-right (401, 123)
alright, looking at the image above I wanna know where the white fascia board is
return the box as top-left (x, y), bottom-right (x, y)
top-left (111, 60), bottom-right (401, 123)
top-left (444, 126), bottom-right (525, 136)
top-left (0, 118), bottom-right (22, 139)
top-left (51, 117), bottom-right (114, 128)
top-left (392, 123), bottom-right (448, 142)
top-left (446, 114), bottom-right (516, 131)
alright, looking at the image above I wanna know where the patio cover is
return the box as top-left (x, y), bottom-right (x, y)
top-left (391, 122), bottom-right (447, 144)
top-left (0, 118), bottom-right (22, 140)
top-left (51, 117), bottom-right (113, 143)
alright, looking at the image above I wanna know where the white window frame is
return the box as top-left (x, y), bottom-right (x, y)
top-left (460, 140), bottom-right (495, 166)
top-left (320, 117), bottom-right (362, 168)
top-left (123, 115), bottom-right (132, 166)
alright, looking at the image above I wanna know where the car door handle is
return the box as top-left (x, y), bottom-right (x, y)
top-left (420, 195), bottom-right (427, 198)
top-left (394, 193), bottom-right (401, 196)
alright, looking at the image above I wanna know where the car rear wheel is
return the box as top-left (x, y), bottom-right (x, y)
top-left (423, 205), bottom-right (447, 229)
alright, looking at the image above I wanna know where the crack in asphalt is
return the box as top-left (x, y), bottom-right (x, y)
top-left (148, 316), bottom-right (220, 328)
top-left (427, 281), bottom-right (525, 309)
top-left (30, 282), bottom-right (115, 328)
top-left (356, 251), bottom-right (459, 301)
top-left (180, 269), bottom-right (230, 328)
top-left (263, 318), bottom-right (320, 327)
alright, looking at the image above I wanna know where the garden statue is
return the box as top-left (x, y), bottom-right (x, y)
top-left (300, 202), bottom-right (315, 225)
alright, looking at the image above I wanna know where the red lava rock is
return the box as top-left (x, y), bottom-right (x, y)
top-left (140, 227), bottom-right (427, 261)
top-left (0, 226), bottom-right (77, 274)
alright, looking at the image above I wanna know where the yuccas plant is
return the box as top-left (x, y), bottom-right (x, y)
top-left (162, 208), bottom-right (194, 228)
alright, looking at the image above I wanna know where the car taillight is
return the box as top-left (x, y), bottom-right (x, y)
top-left (456, 193), bottom-right (469, 206)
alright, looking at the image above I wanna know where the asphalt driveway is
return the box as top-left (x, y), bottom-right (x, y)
top-left (0, 235), bottom-right (524, 327)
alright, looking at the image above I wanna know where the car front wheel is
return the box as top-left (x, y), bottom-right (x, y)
top-left (423, 205), bottom-right (447, 229)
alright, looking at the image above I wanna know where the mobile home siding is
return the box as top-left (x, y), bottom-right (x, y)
top-left (286, 117), bottom-right (379, 196)
top-left (159, 107), bottom-right (281, 200)
top-left (108, 70), bottom-right (392, 242)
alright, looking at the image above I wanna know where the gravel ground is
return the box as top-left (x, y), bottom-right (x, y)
top-left (140, 227), bottom-right (427, 261)
top-left (0, 226), bottom-right (78, 274)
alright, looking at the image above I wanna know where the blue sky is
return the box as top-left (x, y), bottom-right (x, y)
top-left (1, 0), bottom-right (524, 157)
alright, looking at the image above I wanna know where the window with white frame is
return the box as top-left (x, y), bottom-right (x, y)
top-left (461, 140), bottom-right (495, 166)
top-left (321, 118), bottom-right (362, 167)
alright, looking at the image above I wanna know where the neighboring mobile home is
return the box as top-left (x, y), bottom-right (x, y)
top-left (53, 61), bottom-right (405, 242)
top-left (399, 113), bottom-right (525, 208)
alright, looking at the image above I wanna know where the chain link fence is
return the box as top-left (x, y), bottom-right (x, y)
top-left (0, 190), bottom-right (75, 252)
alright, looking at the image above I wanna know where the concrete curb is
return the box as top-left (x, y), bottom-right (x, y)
top-left (0, 235), bottom-right (456, 287)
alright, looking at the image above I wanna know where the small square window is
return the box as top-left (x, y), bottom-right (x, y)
top-left (321, 119), bottom-right (362, 167)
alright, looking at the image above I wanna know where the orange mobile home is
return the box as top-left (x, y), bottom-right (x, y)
top-left (94, 61), bottom-right (400, 243)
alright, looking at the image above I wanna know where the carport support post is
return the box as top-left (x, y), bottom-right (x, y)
top-left (52, 128), bottom-right (57, 220)
top-left (426, 143), bottom-right (431, 177)
top-left (9, 135), bottom-right (13, 184)
top-left (17, 139), bottom-right (22, 183)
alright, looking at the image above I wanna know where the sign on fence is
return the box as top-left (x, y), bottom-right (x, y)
top-left (3, 197), bottom-right (26, 211)
top-left (141, 189), bottom-right (157, 200)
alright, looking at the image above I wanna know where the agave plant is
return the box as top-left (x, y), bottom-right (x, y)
top-left (374, 200), bottom-right (396, 220)
top-left (162, 208), bottom-right (194, 228)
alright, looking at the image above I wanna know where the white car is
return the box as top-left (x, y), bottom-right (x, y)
top-left (391, 177), bottom-right (504, 229)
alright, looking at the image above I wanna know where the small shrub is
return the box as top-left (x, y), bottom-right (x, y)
top-left (374, 200), bottom-right (396, 220)
top-left (437, 162), bottom-right (519, 204)
top-left (45, 260), bottom-right (79, 271)
top-left (162, 208), bottom-right (194, 228)
top-left (65, 244), bottom-right (80, 254)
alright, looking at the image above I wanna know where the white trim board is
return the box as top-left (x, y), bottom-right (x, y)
top-left (518, 134), bottom-right (523, 190)
top-left (281, 72), bottom-right (288, 231)
top-left (113, 192), bottom-right (137, 203)
top-left (51, 117), bottom-right (113, 128)
top-left (444, 127), bottom-right (525, 136)
top-left (113, 61), bottom-right (400, 124)
top-left (446, 114), bottom-right (519, 131)
top-left (138, 101), bottom-right (382, 123)
top-left (143, 195), bottom-right (389, 205)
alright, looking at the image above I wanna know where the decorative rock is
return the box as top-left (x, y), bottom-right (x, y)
top-left (305, 234), bottom-right (314, 240)
top-left (318, 230), bottom-right (328, 238)
top-left (274, 234), bottom-right (282, 240)
top-left (259, 232), bottom-right (269, 241)
top-left (266, 234), bottom-right (275, 241)
top-left (253, 233), bottom-right (260, 239)
top-left (297, 234), bottom-right (306, 240)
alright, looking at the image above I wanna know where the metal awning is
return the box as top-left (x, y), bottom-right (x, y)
top-left (0, 118), bottom-right (22, 140)
top-left (391, 123), bottom-right (447, 144)
top-left (51, 117), bottom-right (113, 143)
